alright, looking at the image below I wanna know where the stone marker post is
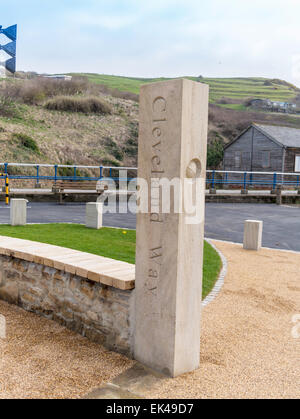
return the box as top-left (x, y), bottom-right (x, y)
top-left (134, 79), bottom-right (209, 377)
top-left (10, 199), bottom-right (27, 226)
top-left (86, 202), bottom-right (103, 229)
top-left (243, 220), bottom-right (263, 251)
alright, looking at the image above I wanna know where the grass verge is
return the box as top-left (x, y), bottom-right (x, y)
top-left (0, 224), bottom-right (222, 299)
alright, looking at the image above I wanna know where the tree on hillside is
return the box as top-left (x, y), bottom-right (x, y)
top-left (207, 139), bottom-right (224, 169)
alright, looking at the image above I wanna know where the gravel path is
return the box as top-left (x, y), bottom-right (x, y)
top-left (143, 241), bottom-right (300, 399)
top-left (0, 241), bottom-right (299, 399)
top-left (0, 302), bottom-right (134, 399)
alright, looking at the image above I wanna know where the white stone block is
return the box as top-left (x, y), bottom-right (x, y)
top-left (86, 203), bottom-right (103, 229)
top-left (10, 199), bottom-right (27, 226)
top-left (243, 220), bottom-right (263, 251)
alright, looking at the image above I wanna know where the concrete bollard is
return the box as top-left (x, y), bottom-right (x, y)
top-left (10, 199), bottom-right (28, 226)
top-left (86, 202), bottom-right (103, 229)
top-left (243, 220), bottom-right (263, 251)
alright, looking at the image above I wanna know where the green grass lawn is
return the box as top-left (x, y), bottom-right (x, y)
top-left (73, 73), bottom-right (298, 104)
top-left (0, 224), bottom-right (221, 299)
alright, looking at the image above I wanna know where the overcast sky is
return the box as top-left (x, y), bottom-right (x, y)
top-left (1, 0), bottom-right (300, 85)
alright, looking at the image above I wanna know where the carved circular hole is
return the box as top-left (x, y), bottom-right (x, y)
top-left (186, 158), bottom-right (202, 179)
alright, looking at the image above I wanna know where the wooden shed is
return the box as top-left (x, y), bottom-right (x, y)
top-left (223, 124), bottom-right (300, 174)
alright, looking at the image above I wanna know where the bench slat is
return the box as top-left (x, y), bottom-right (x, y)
top-left (52, 181), bottom-right (108, 193)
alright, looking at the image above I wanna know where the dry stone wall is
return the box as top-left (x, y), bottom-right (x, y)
top-left (0, 254), bottom-right (134, 356)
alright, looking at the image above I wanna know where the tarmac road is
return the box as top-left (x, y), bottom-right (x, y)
top-left (0, 202), bottom-right (299, 252)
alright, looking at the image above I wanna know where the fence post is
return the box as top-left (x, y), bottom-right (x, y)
top-left (210, 170), bottom-right (216, 194)
top-left (276, 185), bottom-right (282, 205)
top-left (241, 172), bottom-right (248, 195)
top-left (272, 173), bottom-right (277, 194)
top-left (54, 165), bottom-right (58, 183)
top-left (223, 172), bottom-right (229, 189)
top-left (35, 165), bottom-right (41, 189)
top-left (73, 166), bottom-right (77, 180)
top-left (4, 163), bottom-right (9, 205)
top-left (100, 166), bottom-right (103, 180)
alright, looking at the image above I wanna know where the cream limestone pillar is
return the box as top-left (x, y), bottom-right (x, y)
top-left (10, 199), bottom-right (27, 226)
top-left (243, 220), bottom-right (263, 251)
top-left (86, 203), bottom-right (103, 229)
top-left (134, 79), bottom-right (209, 377)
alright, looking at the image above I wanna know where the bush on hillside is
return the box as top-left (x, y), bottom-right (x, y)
top-left (0, 77), bottom-right (89, 105)
top-left (103, 137), bottom-right (124, 161)
top-left (44, 96), bottom-right (112, 114)
top-left (0, 96), bottom-right (20, 118)
top-left (244, 97), bottom-right (255, 107)
top-left (0, 76), bottom-right (140, 107)
top-left (12, 133), bottom-right (40, 153)
top-left (123, 121), bottom-right (138, 160)
top-left (217, 97), bottom-right (243, 105)
top-left (207, 138), bottom-right (224, 169)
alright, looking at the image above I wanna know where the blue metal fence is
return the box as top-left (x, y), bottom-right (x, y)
top-left (1, 163), bottom-right (300, 189)
top-left (0, 163), bottom-right (138, 183)
top-left (206, 170), bottom-right (300, 188)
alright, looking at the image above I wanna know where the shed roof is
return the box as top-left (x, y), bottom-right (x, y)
top-left (254, 124), bottom-right (300, 148)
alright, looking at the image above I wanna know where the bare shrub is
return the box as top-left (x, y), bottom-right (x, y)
top-left (216, 97), bottom-right (242, 105)
top-left (0, 96), bottom-right (20, 118)
top-left (0, 76), bottom-right (139, 106)
top-left (244, 97), bottom-right (255, 107)
top-left (44, 96), bottom-right (112, 114)
top-left (0, 77), bottom-right (89, 105)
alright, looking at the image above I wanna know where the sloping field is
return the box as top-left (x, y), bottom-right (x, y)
top-left (74, 74), bottom-right (299, 104)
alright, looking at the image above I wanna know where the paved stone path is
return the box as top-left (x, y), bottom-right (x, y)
top-left (0, 202), bottom-right (299, 251)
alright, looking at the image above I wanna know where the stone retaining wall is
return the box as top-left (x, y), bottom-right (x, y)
top-left (0, 254), bottom-right (134, 356)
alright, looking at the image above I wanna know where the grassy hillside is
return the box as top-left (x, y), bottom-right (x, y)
top-left (1, 73), bottom-right (300, 182)
top-left (0, 77), bottom-right (139, 185)
top-left (73, 74), bottom-right (300, 104)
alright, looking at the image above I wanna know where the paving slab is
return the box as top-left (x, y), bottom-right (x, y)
top-left (0, 235), bottom-right (135, 290)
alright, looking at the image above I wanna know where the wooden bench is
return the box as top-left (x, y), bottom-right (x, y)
top-left (52, 181), bottom-right (108, 194)
top-left (52, 181), bottom-right (108, 203)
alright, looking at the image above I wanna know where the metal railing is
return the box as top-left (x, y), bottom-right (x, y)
top-left (0, 163), bottom-right (138, 183)
top-left (0, 163), bottom-right (300, 189)
top-left (206, 170), bottom-right (300, 189)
